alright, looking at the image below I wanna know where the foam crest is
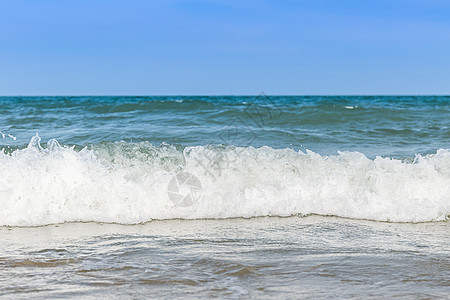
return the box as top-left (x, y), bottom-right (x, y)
top-left (0, 135), bottom-right (449, 226)
top-left (0, 130), bottom-right (16, 140)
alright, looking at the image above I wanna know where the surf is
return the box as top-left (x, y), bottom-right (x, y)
top-left (0, 134), bottom-right (449, 226)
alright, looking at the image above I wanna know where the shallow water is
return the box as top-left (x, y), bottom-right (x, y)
top-left (1, 216), bottom-right (448, 299)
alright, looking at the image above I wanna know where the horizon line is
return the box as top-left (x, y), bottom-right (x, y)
top-left (1, 94), bottom-right (449, 97)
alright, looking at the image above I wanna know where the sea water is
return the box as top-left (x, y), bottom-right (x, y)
top-left (0, 96), bottom-right (449, 298)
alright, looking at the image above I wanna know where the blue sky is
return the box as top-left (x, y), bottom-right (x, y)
top-left (0, 0), bottom-right (449, 95)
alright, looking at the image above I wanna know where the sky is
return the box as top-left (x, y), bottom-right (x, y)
top-left (0, 0), bottom-right (449, 95)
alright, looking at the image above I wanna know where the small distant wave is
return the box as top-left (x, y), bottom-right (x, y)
top-left (0, 135), bottom-right (449, 226)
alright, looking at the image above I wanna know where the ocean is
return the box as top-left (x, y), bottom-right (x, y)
top-left (0, 96), bottom-right (449, 298)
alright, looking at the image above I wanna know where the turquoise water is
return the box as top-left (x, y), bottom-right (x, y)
top-left (1, 95), bottom-right (449, 157)
top-left (0, 96), bottom-right (449, 298)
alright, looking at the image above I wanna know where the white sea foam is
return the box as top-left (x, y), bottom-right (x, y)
top-left (0, 131), bottom-right (16, 140)
top-left (0, 135), bottom-right (449, 226)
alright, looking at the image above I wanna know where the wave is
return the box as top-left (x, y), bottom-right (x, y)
top-left (0, 134), bottom-right (449, 226)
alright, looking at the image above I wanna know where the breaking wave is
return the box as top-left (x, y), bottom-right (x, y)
top-left (0, 135), bottom-right (449, 226)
